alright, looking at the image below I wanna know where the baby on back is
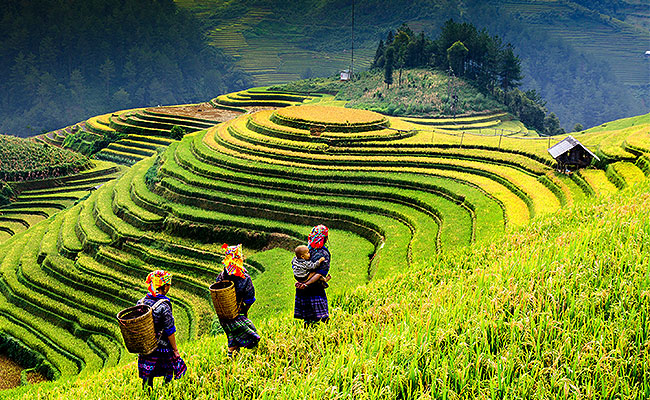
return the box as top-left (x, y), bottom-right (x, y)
top-left (292, 245), bottom-right (331, 287)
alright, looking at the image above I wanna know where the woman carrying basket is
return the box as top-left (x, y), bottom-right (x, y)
top-left (294, 225), bottom-right (331, 326)
top-left (215, 244), bottom-right (260, 357)
top-left (137, 270), bottom-right (186, 388)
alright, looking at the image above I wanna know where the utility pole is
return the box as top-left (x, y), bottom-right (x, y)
top-left (351, 0), bottom-right (355, 80)
top-left (447, 67), bottom-right (458, 118)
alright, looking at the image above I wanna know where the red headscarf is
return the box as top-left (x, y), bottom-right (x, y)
top-left (307, 225), bottom-right (328, 249)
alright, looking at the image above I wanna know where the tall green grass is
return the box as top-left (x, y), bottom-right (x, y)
top-left (5, 177), bottom-right (648, 399)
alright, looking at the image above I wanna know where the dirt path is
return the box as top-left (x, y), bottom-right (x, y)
top-left (0, 354), bottom-right (46, 390)
top-left (146, 102), bottom-right (279, 123)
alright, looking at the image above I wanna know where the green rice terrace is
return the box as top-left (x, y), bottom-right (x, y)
top-left (0, 90), bottom-right (648, 398)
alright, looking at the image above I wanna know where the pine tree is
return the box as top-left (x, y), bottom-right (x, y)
top-left (499, 44), bottom-right (523, 91)
top-left (372, 40), bottom-right (385, 69)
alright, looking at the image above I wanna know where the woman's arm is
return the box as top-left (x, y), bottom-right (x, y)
top-left (296, 273), bottom-right (324, 289)
top-left (168, 332), bottom-right (180, 358)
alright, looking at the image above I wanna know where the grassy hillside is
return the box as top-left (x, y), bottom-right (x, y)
top-left (0, 91), bottom-right (648, 396)
top-left (273, 69), bottom-right (506, 118)
top-left (4, 169), bottom-right (649, 399)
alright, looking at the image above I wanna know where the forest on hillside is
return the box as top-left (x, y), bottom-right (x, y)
top-left (183, 0), bottom-right (648, 131)
top-left (367, 20), bottom-right (565, 135)
top-left (0, 0), bottom-right (251, 137)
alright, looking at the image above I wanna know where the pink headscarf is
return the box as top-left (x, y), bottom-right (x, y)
top-left (307, 225), bottom-right (328, 249)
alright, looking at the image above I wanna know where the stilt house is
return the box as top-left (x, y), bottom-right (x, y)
top-left (547, 135), bottom-right (600, 171)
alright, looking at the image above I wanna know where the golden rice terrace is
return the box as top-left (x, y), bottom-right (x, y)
top-left (0, 92), bottom-right (648, 393)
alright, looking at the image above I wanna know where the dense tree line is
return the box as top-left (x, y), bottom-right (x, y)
top-left (371, 21), bottom-right (565, 135)
top-left (372, 21), bottom-right (523, 92)
top-left (0, 0), bottom-right (251, 137)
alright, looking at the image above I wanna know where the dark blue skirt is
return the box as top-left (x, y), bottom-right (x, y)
top-left (294, 286), bottom-right (329, 321)
top-left (138, 347), bottom-right (186, 381)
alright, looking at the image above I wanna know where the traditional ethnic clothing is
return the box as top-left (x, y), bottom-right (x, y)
top-left (216, 267), bottom-right (260, 350)
top-left (137, 294), bottom-right (187, 382)
top-left (295, 225), bottom-right (331, 323)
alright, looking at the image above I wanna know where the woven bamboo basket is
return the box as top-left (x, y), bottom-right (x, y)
top-left (210, 280), bottom-right (239, 319)
top-left (116, 305), bottom-right (157, 355)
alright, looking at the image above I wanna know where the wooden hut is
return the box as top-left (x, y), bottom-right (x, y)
top-left (547, 135), bottom-right (600, 172)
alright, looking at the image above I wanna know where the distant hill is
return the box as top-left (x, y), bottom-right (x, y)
top-left (175, 0), bottom-right (649, 131)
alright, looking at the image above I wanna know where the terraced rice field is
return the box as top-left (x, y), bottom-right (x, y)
top-left (0, 96), bottom-right (647, 389)
top-left (500, 0), bottom-right (650, 87)
top-left (93, 104), bottom-right (243, 166)
top-left (205, 7), bottom-right (374, 85)
top-left (35, 123), bottom-right (87, 147)
top-left (211, 88), bottom-right (336, 110)
top-left (0, 161), bottom-right (123, 244)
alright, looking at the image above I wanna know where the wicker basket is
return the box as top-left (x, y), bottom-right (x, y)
top-left (210, 280), bottom-right (239, 319)
top-left (116, 305), bottom-right (157, 355)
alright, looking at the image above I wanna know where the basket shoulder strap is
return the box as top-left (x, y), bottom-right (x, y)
top-left (137, 296), bottom-right (147, 305)
top-left (151, 298), bottom-right (170, 311)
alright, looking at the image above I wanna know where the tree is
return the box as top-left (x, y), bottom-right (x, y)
top-left (384, 47), bottom-right (394, 88)
top-left (544, 112), bottom-right (565, 136)
top-left (372, 39), bottom-right (385, 69)
top-left (111, 88), bottom-right (130, 109)
top-left (499, 44), bottom-right (522, 91)
top-left (573, 123), bottom-right (584, 132)
top-left (99, 57), bottom-right (115, 99)
top-left (170, 125), bottom-right (186, 140)
top-left (524, 89), bottom-right (546, 107)
top-left (392, 29), bottom-right (411, 86)
top-left (447, 41), bottom-right (468, 76)
top-left (386, 30), bottom-right (394, 46)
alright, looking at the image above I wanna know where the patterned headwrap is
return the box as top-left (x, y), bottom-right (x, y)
top-left (307, 225), bottom-right (328, 249)
top-left (222, 243), bottom-right (247, 279)
top-left (146, 270), bottom-right (172, 297)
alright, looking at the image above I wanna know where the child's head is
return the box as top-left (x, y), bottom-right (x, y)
top-left (295, 245), bottom-right (310, 260)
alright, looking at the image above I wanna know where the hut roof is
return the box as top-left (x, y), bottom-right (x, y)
top-left (547, 135), bottom-right (600, 160)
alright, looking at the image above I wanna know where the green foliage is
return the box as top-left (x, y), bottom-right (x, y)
top-left (144, 155), bottom-right (162, 188)
top-left (375, 20), bottom-right (522, 95)
top-left (446, 40), bottom-right (468, 76)
top-left (496, 88), bottom-right (547, 133)
top-left (0, 181), bottom-right (15, 206)
top-left (498, 44), bottom-right (523, 91)
top-left (63, 129), bottom-right (125, 156)
top-left (0, 135), bottom-right (89, 181)
top-left (544, 112), bottom-right (565, 136)
top-left (383, 46), bottom-right (394, 88)
top-left (273, 70), bottom-right (504, 117)
top-left (170, 125), bottom-right (187, 141)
